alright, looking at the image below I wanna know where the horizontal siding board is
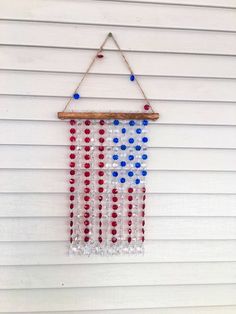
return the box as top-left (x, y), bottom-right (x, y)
top-left (1, 21), bottom-right (236, 56)
top-left (1, 146), bottom-right (236, 171)
top-left (2, 71), bottom-right (236, 102)
top-left (2, 46), bottom-right (236, 79)
top-left (1, 121), bottom-right (236, 149)
top-left (1, 193), bottom-right (236, 218)
top-left (0, 217), bottom-right (235, 241)
top-left (1, 169), bottom-right (236, 193)
top-left (1, 240), bottom-right (236, 266)
top-left (1, 0), bottom-right (236, 31)
top-left (0, 285), bottom-right (235, 312)
top-left (1, 96), bottom-right (236, 126)
top-left (1, 262), bottom-right (236, 289)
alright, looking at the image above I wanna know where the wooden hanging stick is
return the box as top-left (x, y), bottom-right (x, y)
top-left (58, 112), bottom-right (159, 120)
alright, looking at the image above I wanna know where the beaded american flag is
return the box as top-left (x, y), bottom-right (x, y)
top-left (58, 33), bottom-right (159, 255)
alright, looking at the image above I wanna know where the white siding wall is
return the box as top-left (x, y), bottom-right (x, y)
top-left (0, 0), bottom-right (236, 312)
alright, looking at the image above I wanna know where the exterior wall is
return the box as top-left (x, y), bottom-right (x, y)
top-left (0, 0), bottom-right (236, 312)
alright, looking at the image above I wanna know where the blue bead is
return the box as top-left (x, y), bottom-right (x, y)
top-left (120, 177), bottom-right (126, 183)
top-left (135, 178), bottom-right (140, 184)
top-left (142, 154), bottom-right (148, 160)
top-left (135, 162), bottom-right (141, 168)
top-left (136, 128), bottom-right (142, 134)
top-left (73, 93), bottom-right (80, 99)
top-left (128, 171), bottom-right (134, 177)
top-left (129, 120), bottom-right (135, 126)
top-left (143, 120), bottom-right (148, 126)
top-left (121, 128), bottom-right (126, 134)
top-left (113, 138), bottom-right (119, 143)
top-left (128, 138), bottom-right (134, 144)
top-left (121, 145), bottom-right (126, 150)
top-left (135, 145), bottom-right (141, 151)
top-left (120, 161), bottom-right (126, 167)
top-left (128, 155), bottom-right (134, 161)
top-left (142, 170), bottom-right (147, 176)
top-left (130, 74), bottom-right (135, 81)
top-left (113, 155), bottom-right (118, 160)
top-left (113, 120), bottom-right (119, 126)
top-left (112, 171), bottom-right (118, 177)
top-left (142, 137), bottom-right (148, 143)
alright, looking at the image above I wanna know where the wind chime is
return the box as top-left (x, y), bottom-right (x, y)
top-left (58, 33), bottom-right (159, 255)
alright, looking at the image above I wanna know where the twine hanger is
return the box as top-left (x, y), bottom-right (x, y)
top-left (58, 32), bottom-right (159, 120)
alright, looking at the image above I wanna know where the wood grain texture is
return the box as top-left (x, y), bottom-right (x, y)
top-left (57, 112), bottom-right (159, 120)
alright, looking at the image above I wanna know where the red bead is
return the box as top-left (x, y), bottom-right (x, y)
top-left (128, 188), bottom-right (133, 193)
top-left (84, 220), bottom-right (90, 226)
top-left (70, 237), bottom-right (73, 243)
top-left (142, 187), bottom-right (146, 193)
top-left (99, 138), bottom-right (105, 143)
top-left (142, 228), bottom-right (145, 234)
top-left (70, 204), bottom-right (74, 209)
top-left (69, 178), bottom-right (75, 184)
top-left (84, 137), bottom-right (90, 143)
top-left (99, 213), bottom-right (102, 218)
top-left (112, 204), bottom-right (118, 210)
top-left (128, 196), bottom-right (133, 201)
top-left (128, 211), bottom-right (132, 217)
top-left (84, 196), bottom-right (90, 202)
top-left (84, 212), bottom-right (90, 218)
top-left (128, 237), bottom-right (132, 243)
top-left (111, 229), bottom-right (117, 235)
top-left (98, 154), bottom-right (104, 159)
top-left (70, 128), bottom-right (76, 134)
top-left (112, 197), bottom-right (118, 202)
top-left (70, 153), bottom-right (75, 159)
top-left (70, 120), bottom-right (76, 125)
top-left (112, 221), bottom-right (117, 227)
top-left (70, 162), bottom-right (75, 168)
top-left (70, 221), bottom-right (73, 227)
top-left (112, 188), bottom-right (118, 194)
top-left (98, 171), bottom-right (104, 176)
top-left (99, 229), bottom-right (102, 235)
top-left (142, 204), bottom-right (146, 209)
top-left (98, 146), bottom-right (104, 151)
top-left (99, 120), bottom-right (105, 126)
top-left (84, 236), bottom-right (90, 242)
top-left (70, 136), bottom-right (76, 142)
top-left (141, 211), bottom-right (145, 217)
top-left (112, 212), bottom-right (117, 218)
top-left (97, 54), bottom-right (104, 58)
top-left (142, 220), bottom-right (145, 226)
top-left (112, 237), bottom-right (117, 243)
top-left (98, 162), bottom-right (104, 168)
top-left (98, 179), bottom-right (104, 185)
top-left (144, 104), bottom-right (150, 111)
top-left (98, 196), bottom-right (103, 202)
top-left (98, 237), bottom-right (103, 243)
top-left (128, 228), bottom-right (132, 234)
top-left (143, 195), bottom-right (146, 201)
top-left (84, 129), bottom-right (90, 134)
top-left (84, 187), bottom-right (90, 193)
top-left (99, 129), bottom-right (105, 135)
top-left (85, 120), bottom-right (91, 126)
top-left (128, 220), bottom-right (132, 226)
top-left (70, 170), bottom-right (75, 175)
top-left (99, 221), bottom-right (102, 227)
top-left (84, 204), bottom-right (90, 210)
top-left (98, 204), bottom-right (102, 210)
top-left (84, 171), bottom-right (90, 177)
top-left (70, 195), bottom-right (74, 201)
top-left (70, 145), bottom-right (76, 151)
top-left (70, 187), bottom-right (75, 192)
top-left (84, 154), bottom-right (90, 160)
top-left (142, 236), bottom-right (145, 242)
top-left (70, 212), bottom-right (74, 218)
top-left (70, 229), bottom-right (73, 235)
top-left (84, 228), bottom-right (89, 234)
top-left (84, 180), bottom-right (90, 185)
top-left (84, 146), bottom-right (90, 152)
top-left (98, 187), bottom-right (104, 193)
top-left (128, 204), bottom-right (133, 210)
top-left (84, 163), bottom-right (90, 169)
